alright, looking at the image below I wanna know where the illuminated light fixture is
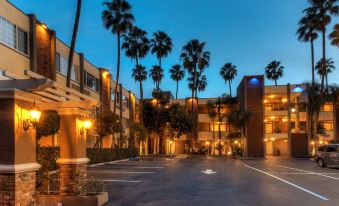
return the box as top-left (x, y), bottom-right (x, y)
top-left (264, 119), bottom-right (268, 122)
top-left (319, 140), bottom-right (324, 144)
top-left (234, 141), bottom-right (238, 144)
top-left (270, 95), bottom-right (275, 98)
top-left (264, 138), bottom-right (268, 142)
top-left (311, 141), bottom-right (315, 145)
top-left (270, 116), bottom-right (275, 120)
top-left (291, 108), bottom-right (296, 112)
top-left (282, 98), bottom-right (287, 103)
top-left (41, 23), bottom-right (48, 29)
top-left (270, 138), bottom-right (275, 141)
top-left (169, 141), bottom-right (173, 145)
top-left (102, 71), bottom-right (109, 77)
top-left (80, 119), bottom-right (92, 135)
top-left (292, 85), bottom-right (304, 93)
top-left (23, 104), bottom-right (41, 131)
top-left (205, 141), bottom-right (210, 145)
top-left (263, 99), bottom-right (268, 103)
top-left (227, 151), bottom-right (232, 155)
top-left (249, 77), bottom-right (259, 85)
top-left (282, 118), bottom-right (288, 123)
top-left (284, 139), bottom-right (288, 143)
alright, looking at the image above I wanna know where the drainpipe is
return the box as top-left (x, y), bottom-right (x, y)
top-left (287, 84), bottom-right (292, 158)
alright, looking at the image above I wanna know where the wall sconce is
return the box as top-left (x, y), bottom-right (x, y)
top-left (23, 107), bottom-right (41, 131)
top-left (80, 120), bottom-right (92, 135)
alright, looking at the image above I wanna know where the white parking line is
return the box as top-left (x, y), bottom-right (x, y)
top-left (88, 171), bottom-right (155, 174)
top-left (135, 167), bottom-right (164, 169)
top-left (277, 165), bottom-right (339, 181)
top-left (271, 172), bottom-right (338, 175)
top-left (102, 180), bottom-right (141, 183)
top-left (243, 164), bottom-right (329, 201)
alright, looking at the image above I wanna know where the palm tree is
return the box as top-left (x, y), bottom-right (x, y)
top-left (132, 65), bottom-right (147, 100)
top-left (227, 110), bottom-right (252, 157)
top-left (180, 39), bottom-right (210, 99)
top-left (66, 0), bottom-right (82, 88)
top-left (305, 0), bottom-right (339, 93)
top-left (220, 63), bottom-right (237, 96)
top-left (122, 26), bottom-right (149, 67)
top-left (150, 31), bottom-right (172, 68)
top-left (149, 65), bottom-right (164, 91)
top-left (102, 0), bottom-right (135, 114)
top-left (297, 12), bottom-right (319, 85)
top-left (329, 24), bottom-right (339, 47)
top-left (170, 64), bottom-right (185, 99)
top-left (316, 58), bottom-right (336, 91)
top-left (265, 61), bottom-right (284, 86)
top-left (197, 75), bottom-right (207, 95)
top-left (207, 100), bottom-right (217, 155)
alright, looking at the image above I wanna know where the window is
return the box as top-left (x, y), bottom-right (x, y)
top-left (265, 122), bottom-right (273, 134)
top-left (321, 104), bottom-right (333, 112)
top-left (0, 16), bottom-right (28, 55)
top-left (84, 71), bottom-right (99, 91)
top-left (55, 53), bottom-right (79, 81)
top-left (318, 146), bottom-right (326, 152)
top-left (325, 145), bottom-right (336, 153)
top-left (320, 121), bottom-right (333, 131)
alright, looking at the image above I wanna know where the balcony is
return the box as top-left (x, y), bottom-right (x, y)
top-left (198, 132), bottom-right (229, 141)
top-left (265, 133), bottom-right (288, 140)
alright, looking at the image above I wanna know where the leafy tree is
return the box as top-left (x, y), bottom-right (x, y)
top-left (315, 58), bottom-right (336, 91)
top-left (149, 65), bottom-right (164, 91)
top-left (167, 104), bottom-right (193, 139)
top-left (102, 0), bottom-right (135, 114)
top-left (130, 123), bottom-right (148, 155)
top-left (297, 11), bottom-right (319, 85)
top-left (265, 61), bottom-right (284, 86)
top-left (220, 63), bottom-right (237, 96)
top-left (305, 0), bottom-right (339, 93)
top-left (329, 24), bottom-right (339, 47)
top-left (207, 100), bottom-right (217, 155)
top-left (170, 64), bottom-right (185, 99)
top-left (36, 110), bottom-right (60, 147)
top-left (66, 0), bottom-right (82, 88)
top-left (150, 31), bottom-right (172, 68)
top-left (94, 111), bottom-right (123, 148)
top-left (227, 110), bottom-right (252, 156)
top-left (122, 26), bottom-right (149, 67)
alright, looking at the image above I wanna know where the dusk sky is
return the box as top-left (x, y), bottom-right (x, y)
top-left (10, 0), bottom-right (339, 99)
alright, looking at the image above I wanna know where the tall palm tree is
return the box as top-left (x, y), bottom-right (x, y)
top-left (132, 65), bottom-right (147, 100)
top-left (265, 61), bottom-right (284, 86)
top-left (316, 58), bottom-right (336, 91)
top-left (207, 100), bottom-right (217, 155)
top-left (122, 26), bottom-right (149, 67)
top-left (329, 24), bottom-right (339, 47)
top-left (66, 0), bottom-right (82, 88)
top-left (305, 0), bottom-right (339, 93)
top-left (102, 0), bottom-right (134, 114)
top-left (150, 31), bottom-right (172, 68)
top-left (220, 63), bottom-right (237, 96)
top-left (297, 12), bottom-right (319, 86)
top-left (170, 64), bottom-right (185, 99)
top-left (180, 39), bottom-right (210, 99)
top-left (149, 65), bottom-right (164, 91)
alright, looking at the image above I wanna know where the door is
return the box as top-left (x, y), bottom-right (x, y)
top-left (266, 141), bottom-right (273, 155)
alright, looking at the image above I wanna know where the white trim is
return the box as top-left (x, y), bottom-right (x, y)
top-left (57, 158), bottom-right (89, 164)
top-left (0, 163), bottom-right (41, 173)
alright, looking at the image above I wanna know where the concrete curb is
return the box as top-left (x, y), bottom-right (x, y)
top-left (48, 158), bottom-right (130, 174)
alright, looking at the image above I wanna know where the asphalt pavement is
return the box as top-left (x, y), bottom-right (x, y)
top-left (86, 156), bottom-right (339, 206)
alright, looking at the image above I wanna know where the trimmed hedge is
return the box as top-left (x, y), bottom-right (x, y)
top-left (87, 148), bottom-right (139, 164)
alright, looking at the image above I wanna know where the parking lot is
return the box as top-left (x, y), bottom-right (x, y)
top-left (87, 156), bottom-right (339, 206)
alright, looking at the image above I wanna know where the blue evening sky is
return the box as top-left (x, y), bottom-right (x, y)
top-left (10, 0), bottom-right (339, 98)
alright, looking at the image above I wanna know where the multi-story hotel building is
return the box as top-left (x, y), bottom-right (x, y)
top-left (0, 0), bottom-right (138, 148)
top-left (1, 0), bottom-right (338, 157)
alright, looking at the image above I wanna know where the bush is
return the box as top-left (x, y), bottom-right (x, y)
top-left (87, 148), bottom-right (139, 164)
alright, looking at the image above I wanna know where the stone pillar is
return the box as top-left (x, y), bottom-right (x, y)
top-left (56, 108), bottom-right (89, 196)
top-left (0, 90), bottom-right (41, 206)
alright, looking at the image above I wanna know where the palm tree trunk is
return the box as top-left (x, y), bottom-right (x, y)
top-left (311, 40), bottom-right (315, 86)
top-left (66, 0), bottom-right (82, 88)
top-left (321, 27), bottom-right (326, 94)
top-left (113, 32), bottom-right (121, 115)
top-left (275, 79), bottom-right (277, 86)
top-left (228, 80), bottom-right (232, 96)
top-left (326, 74), bottom-right (328, 94)
top-left (218, 97), bottom-right (221, 155)
top-left (176, 81), bottom-right (179, 99)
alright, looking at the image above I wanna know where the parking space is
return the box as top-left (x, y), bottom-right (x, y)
top-left (88, 157), bottom-right (339, 206)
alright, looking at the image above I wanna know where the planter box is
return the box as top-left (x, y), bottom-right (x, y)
top-left (36, 192), bottom-right (108, 206)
